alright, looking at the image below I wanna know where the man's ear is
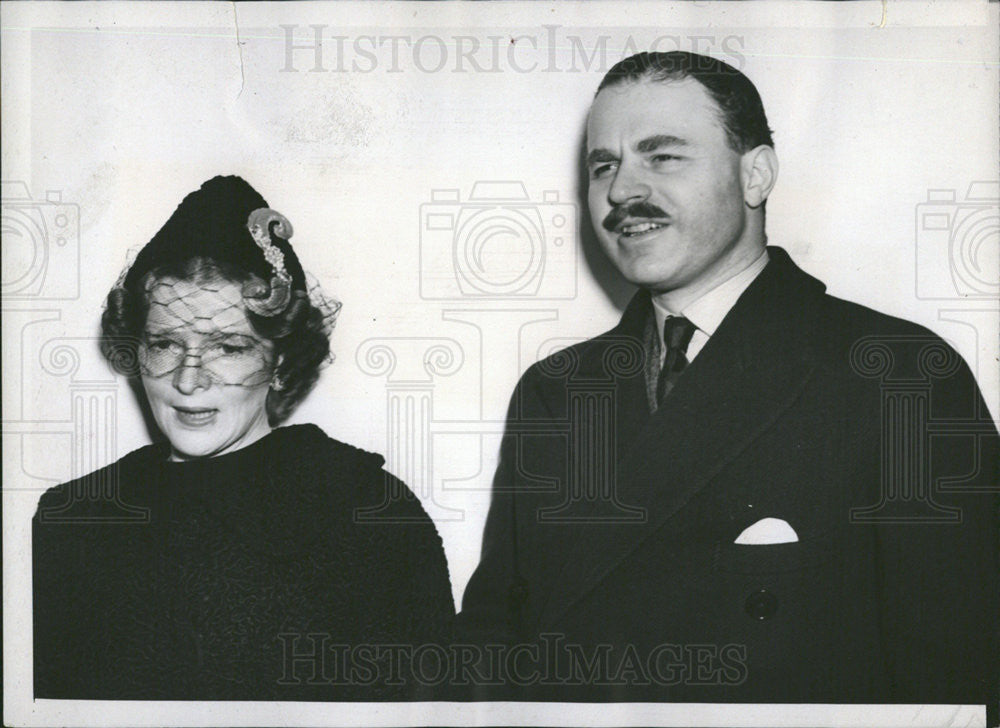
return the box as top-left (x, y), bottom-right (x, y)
top-left (741, 145), bottom-right (779, 209)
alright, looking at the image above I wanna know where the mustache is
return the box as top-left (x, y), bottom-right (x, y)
top-left (601, 201), bottom-right (670, 232)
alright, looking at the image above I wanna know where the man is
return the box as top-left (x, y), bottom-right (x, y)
top-left (456, 52), bottom-right (998, 708)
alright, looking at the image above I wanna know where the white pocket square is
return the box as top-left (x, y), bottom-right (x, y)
top-left (734, 517), bottom-right (799, 545)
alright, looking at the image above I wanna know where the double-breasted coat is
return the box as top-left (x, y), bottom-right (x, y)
top-left (457, 247), bottom-right (998, 708)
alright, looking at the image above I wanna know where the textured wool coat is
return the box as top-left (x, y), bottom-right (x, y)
top-left (34, 424), bottom-right (454, 700)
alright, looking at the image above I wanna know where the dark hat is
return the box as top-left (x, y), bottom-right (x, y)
top-left (122, 175), bottom-right (306, 295)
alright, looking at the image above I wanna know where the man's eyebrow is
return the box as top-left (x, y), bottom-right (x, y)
top-left (586, 148), bottom-right (618, 166)
top-left (635, 134), bottom-right (689, 153)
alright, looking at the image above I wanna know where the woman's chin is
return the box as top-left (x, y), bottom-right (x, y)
top-left (165, 423), bottom-right (273, 462)
top-left (163, 427), bottom-right (227, 461)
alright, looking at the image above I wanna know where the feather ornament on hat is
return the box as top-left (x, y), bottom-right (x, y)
top-left (115, 175), bottom-right (340, 338)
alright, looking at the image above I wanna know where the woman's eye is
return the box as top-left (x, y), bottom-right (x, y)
top-left (209, 339), bottom-right (253, 356)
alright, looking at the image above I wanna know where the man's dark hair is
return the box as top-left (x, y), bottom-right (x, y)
top-left (597, 51), bottom-right (774, 154)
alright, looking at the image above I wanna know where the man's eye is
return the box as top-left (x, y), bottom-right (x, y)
top-left (146, 339), bottom-right (179, 352)
top-left (590, 163), bottom-right (617, 179)
top-left (650, 154), bottom-right (681, 164)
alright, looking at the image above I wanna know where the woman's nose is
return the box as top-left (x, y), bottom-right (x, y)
top-left (172, 353), bottom-right (211, 394)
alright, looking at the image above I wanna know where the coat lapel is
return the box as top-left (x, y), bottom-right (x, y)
top-left (534, 247), bottom-right (827, 630)
top-left (607, 290), bottom-right (658, 453)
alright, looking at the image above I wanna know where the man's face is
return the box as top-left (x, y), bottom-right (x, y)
top-left (587, 78), bottom-right (760, 301)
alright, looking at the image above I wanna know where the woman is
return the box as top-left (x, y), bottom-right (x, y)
top-left (32, 176), bottom-right (454, 700)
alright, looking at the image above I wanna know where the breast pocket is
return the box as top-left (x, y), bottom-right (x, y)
top-left (712, 535), bottom-right (834, 575)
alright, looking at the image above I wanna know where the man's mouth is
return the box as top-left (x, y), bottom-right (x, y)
top-left (173, 406), bottom-right (218, 426)
top-left (618, 220), bottom-right (670, 238)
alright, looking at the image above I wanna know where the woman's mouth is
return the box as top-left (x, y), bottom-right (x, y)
top-left (173, 406), bottom-right (218, 426)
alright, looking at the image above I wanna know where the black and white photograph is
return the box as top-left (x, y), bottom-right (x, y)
top-left (3, 2), bottom-right (998, 726)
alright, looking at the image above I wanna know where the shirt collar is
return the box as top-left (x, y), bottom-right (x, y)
top-left (652, 249), bottom-right (769, 338)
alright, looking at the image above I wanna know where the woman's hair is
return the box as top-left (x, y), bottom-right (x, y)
top-left (101, 256), bottom-right (330, 425)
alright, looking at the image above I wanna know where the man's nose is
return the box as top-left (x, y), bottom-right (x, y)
top-left (172, 353), bottom-right (211, 395)
top-left (607, 162), bottom-right (651, 206)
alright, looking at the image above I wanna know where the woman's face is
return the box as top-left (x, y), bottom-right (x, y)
top-left (138, 275), bottom-right (277, 461)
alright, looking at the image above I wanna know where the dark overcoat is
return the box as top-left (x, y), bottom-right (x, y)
top-left (457, 247), bottom-right (998, 709)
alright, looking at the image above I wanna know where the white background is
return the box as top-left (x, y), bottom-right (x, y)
top-left (3, 2), bottom-right (998, 726)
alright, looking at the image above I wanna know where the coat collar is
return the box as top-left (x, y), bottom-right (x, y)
top-left (607, 246), bottom-right (826, 371)
top-left (147, 424), bottom-right (383, 558)
top-left (534, 246), bottom-right (828, 629)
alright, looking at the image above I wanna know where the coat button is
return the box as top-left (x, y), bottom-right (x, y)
top-left (744, 589), bottom-right (778, 620)
top-left (508, 578), bottom-right (529, 606)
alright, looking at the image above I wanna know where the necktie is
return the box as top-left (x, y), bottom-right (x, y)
top-left (657, 316), bottom-right (696, 405)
